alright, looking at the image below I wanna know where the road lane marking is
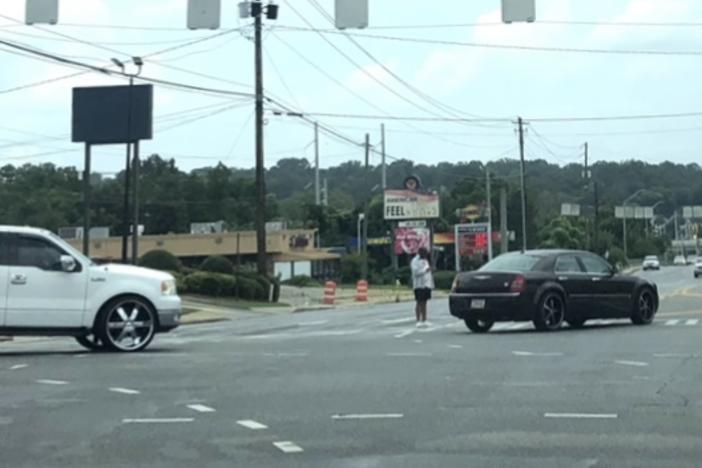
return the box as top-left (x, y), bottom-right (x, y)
top-left (386, 352), bottom-right (432, 357)
top-left (262, 352), bottom-right (309, 357)
top-left (109, 387), bottom-right (140, 395)
top-left (10, 364), bottom-right (28, 370)
top-left (332, 413), bottom-right (404, 420)
top-left (394, 329), bottom-right (415, 339)
top-left (413, 339), bottom-right (423, 343)
top-left (237, 420), bottom-right (268, 430)
top-left (614, 360), bottom-right (649, 367)
top-left (665, 319), bottom-right (680, 326)
top-left (685, 319), bottom-right (699, 326)
top-left (654, 353), bottom-right (693, 358)
top-left (187, 404), bottom-right (216, 413)
top-left (448, 344), bottom-right (463, 349)
top-left (382, 317), bottom-right (415, 325)
top-left (512, 351), bottom-right (564, 357)
top-left (273, 441), bottom-right (304, 453)
top-left (36, 379), bottom-right (68, 385)
top-left (544, 413), bottom-right (618, 419)
top-left (298, 320), bottom-right (328, 326)
top-left (123, 418), bottom-right (194, 424)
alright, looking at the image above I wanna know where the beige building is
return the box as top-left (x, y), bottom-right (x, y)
top-left (67, 229), bottom-right (340, 280)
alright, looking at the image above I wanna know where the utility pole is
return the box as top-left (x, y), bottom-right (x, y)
top-left (131, 142), bottom-right (140, 264)
top-left (121, 75), bottom-right (134, 264)
top-left (361, 133), bottom-right (370, 280)
top-left (323, 178), bottom-right (328, 206)
top-left (82, 144), bottom-right (92, 255)
top-left (500, 187), bottom-right (508, 254)
top-left (314, 122), bottom-right (320, 205)
top-left (381, 123), bottom-right (387, 190)
top-left (583, 142), bottom-right (591, 250)
top-left (486, 168), bottom-right (493, 260)
top-left (253, 2), bottom-right (267, 276)
top-left (518, 117), bottom-right (527, 252)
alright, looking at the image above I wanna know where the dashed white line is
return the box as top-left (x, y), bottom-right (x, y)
top-left (332, 413), bottom-right (404, 420)
top-left (10, 364), bottom-right (28, 370)
top-left (123, 418), bottom-right (194, 424)
top-left (36, 379), bottom-right (68, 385)
top-left (413, 339), bottom-right (423, 344)
top-left (685, 319), bottom-right (699, 326)
top-left (382, 317), bottom-right (415, 325)
top-left (664, 319), bottom-right (680, 326)
top-left (448, 344), bottom-right (463, 349)
top-left (273, 441), bottom-right (304, 454)
top-left (387, 352), bottom-right (432, 357)
top-left (394, 329), bottom-right (415, 339)
top-left (298, 320), bottom-right (328, 326)
top-left (544, 412), bottom-right (618, 419)
top-left (109, 387), bottom-right (140, 395)
top-left (236, 419), bottom-right (268, 430)
top-left (187, 404), bottom-right (216, 413)
top-left (512, 351), bottom-right (564, 357)
top-left (654, 353), bottom-right (692, 358)
top-left (614, 360), bottom-right (649, 367)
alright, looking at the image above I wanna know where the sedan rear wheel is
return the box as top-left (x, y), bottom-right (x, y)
top-left (464, 318), bottom-right (494, 333)
top-left (97, 296), bottom-right (156, 352)
top-left (534, 292), bottom-right (565, 331)
top-left (631, 289), bottom-right (656, 325)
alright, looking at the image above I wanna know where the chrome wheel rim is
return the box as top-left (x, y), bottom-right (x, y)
top-left (105, 300), bottom-right (154, 351)
top-left (542, 295), bottom-right (564, 329)
top-left (639, 292), bottom-right (654, 321)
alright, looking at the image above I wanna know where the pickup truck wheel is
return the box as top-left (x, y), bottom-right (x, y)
top-left (97, 296), bottom-right (156, 352)
top-left (75, 334), bottom-right (104, 351)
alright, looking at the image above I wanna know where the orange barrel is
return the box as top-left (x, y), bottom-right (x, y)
top-left (323, 281), bottom-right (337, 305)
top-left (356, 280), bottom-right (369, 302)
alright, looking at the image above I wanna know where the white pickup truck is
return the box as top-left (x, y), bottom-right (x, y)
top-left (0, 226), bottom-right (181, 352)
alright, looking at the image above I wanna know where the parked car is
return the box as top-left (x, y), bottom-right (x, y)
top-left (449, 250), bottom-right (658, 333)
top-left (0, 226), bottom-right (181, 352)
top-left (673, 255), bottom-right (687, 266)
top-left (694, 258), bottom-right (702, 278)
top-left (642, 255), bottom-right (660, 270)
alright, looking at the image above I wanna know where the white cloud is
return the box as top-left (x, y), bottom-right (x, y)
top-left (345, 59), bottom-right (400, 92)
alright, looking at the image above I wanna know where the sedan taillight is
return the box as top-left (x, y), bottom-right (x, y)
top-left (510, 275), bottom-right (526, 293)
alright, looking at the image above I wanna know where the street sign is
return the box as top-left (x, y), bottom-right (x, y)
top-left (335, 0), bottom-right (369, 29)
top-left (187, 0), bottom-right (221, 30)
top-left (501, 0), bottom-right (535, 23)
top-left (561, 203), bottom-right (580, 217)
top-left (683, 206), bottom-right (702, 218)
top-left (384, 190), bottom-right (440, 220)
top-left (398, 220), bottom-right (427, 228)
top-left (615, 205), bottom-right (654, 219)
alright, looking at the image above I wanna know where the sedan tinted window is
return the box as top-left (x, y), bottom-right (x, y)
top-left (580, 255), bottom-right (611, 275)
top-left (555, 255), bottom-right (583, 273)
top-left (0, 234), bottom-right (9, 266)
top-left (480, 254), bottom-right (541, 272)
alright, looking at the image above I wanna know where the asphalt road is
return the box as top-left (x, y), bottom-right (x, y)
top-left (1, 266), bottom-right (701, 468)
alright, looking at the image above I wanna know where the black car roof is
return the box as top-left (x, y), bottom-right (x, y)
top-left (501, 249), bottom-right (595, 258)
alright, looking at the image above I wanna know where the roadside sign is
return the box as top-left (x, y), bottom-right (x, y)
top-left (335, 0), bottom-right (368, 29)
top-left (398, 220), bottom-right (427, 228)
top-left (561, 203), bottom-right (581, 217)
top-left (384, 190), bottom-right (440, 220)
top-left (455, 223), bottom-right (492, 272)
top-left (501, 0), bottom-right (535, 23)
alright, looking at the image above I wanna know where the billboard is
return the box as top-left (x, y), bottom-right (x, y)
top-left (72, 85), bottom-right (154, 144)
top-left (384, 190), bottom-right (440, 220)
top-left (394, 227), bottom-right (430, 255)
top-left (455, 223), bottom-right (492, 271)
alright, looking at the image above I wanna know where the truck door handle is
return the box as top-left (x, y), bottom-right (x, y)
top-left (11, 274), bottom-right (27, 285)
top-left (558, 276), bottom-right (569, 281)
top-left (592, 277), bottom-right (602, 282)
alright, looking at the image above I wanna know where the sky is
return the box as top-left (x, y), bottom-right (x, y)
top-left (2, 0), bottom-right (702, 176)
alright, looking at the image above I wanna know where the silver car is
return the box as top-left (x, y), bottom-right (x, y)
top-left (642, 255), bottom-right (660, 270)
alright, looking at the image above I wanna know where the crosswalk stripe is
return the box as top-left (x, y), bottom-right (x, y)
top-left (664, 319), bottom-right (680, 326)
top-left (685, 319), bottom-right (699, 326)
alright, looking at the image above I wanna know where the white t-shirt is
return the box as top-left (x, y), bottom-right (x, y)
top-left (411, 255), bottom-right (434, 290)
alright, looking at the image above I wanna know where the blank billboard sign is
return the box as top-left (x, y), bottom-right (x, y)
top-left (72, 85), bottom-right (154, 144)
top-left (335, 0), bottom-right (368, 29)
top-left (501, 0), bottom-right (536, 23)
top-left (187, 0), bottom-right (221, 30)
top-left (26, 0), bottom-right (59, 25)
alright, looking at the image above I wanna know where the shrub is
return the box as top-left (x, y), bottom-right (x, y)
top-left (236, 276), bottom-right (265, 300)
top-left (433, 270), bottom-right (457, 290)
top-left (139, 249), bottom-right (182, 272)
top-left (183, 272), bottom-right (236, 297)
top-left (282, 275), bottom-right (318, 287)
top-left (236, 271), bottom-right (272, 301)
top-left (200, 255), bottom-right (234, 275)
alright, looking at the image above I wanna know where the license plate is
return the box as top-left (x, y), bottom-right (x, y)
top-left (471, 299), bottom-right (486, 309)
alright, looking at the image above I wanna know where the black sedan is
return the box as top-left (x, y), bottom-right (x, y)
top-left (449, 250), bottom-right (658, 333)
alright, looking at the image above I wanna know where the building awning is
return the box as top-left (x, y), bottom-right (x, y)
top-left (273, 250), bottom-right (341, 263)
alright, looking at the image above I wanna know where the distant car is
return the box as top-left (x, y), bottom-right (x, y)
top-left (449, 250), bottom-right (658, 333)
top-left (694, 258), bottom-right (702, 278)
top-left (673, 255), bottom-right (687, 266)
top-left (642, 255), bottom-right (660, 271)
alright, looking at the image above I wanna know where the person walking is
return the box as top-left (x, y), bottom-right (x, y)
top-left (411, 247), bottom-right (434, 327)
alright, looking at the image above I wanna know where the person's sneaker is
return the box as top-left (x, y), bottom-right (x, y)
top-left (416, 321), bottom-right (422, 328)
top-left (423, 321), bottom-right (433, 328)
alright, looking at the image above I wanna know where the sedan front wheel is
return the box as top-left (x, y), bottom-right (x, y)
top-left (631, 289), bottom-right (656, 325)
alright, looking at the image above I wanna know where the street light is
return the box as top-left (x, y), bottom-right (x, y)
top-left (111, 56), bottom-right (143, 264)
top-left (621, 189), bottom-right (663, 260)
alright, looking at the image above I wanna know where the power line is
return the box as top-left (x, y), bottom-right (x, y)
top-left (276, 26), bottom-right (702, 56)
